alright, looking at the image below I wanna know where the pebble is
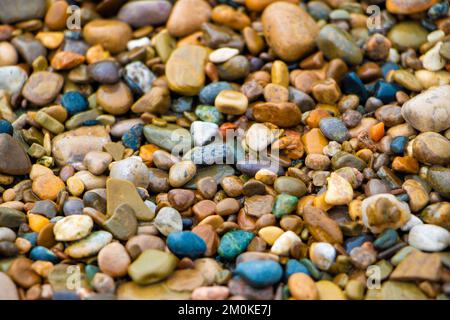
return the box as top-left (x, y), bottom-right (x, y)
top-left (97, 82), bottom-right (133, 116)
top-left (288, 273), bottom-right (318, 300)
top-left (0, 0), bottom-right (46, 24)
top-left (235, 260), bottom-right (282, 288)
top-left (124, 61), bottom-right (155, 94)
top-left (32, 174), bottom-right (65, 201)
top-left (167, 231), bottom-right (206, 259)
top-left (402, 85), bottom-right (450, 133)
top-left (84, 151), bottom-right (112, 176)
top-left (215, 90), bottom-right (248, 115)
top-left (309, 242), bottom-right (336, 271)
top-left (83, 20), bottom-right (132, 54)
top-left (0, 272), bottom-right (18, 300)
top-left (53, 215), bottom-right (93, 242)
top-left (190, 121), bottom-right (220, 147)
top-left (98, 242), bottom-right (130, 278)
top-left (0, 134), bottom-right (32, 175)
top-left (218, 230), bottom-right (254, 260)
top-left (65, 231), bottom-right (112, 259)
top-left (387, 0), bottom-right (438, 14)
top-left (169, 161), bottom-right (197, 187)
top-left (143, 124), bottom-right (192, 153)
top-left (271, 231), bottom-right (302, 256)
top-left (87, 61), bottom-right (120, 85)
top-left (412, 132), bottom-right (450, 166)
top-left (192, 286), bottom-right (229, 300)
top-left (118, 1), bottom-right (172, 28)
top-left (262, 2), bottom-right (319, 61)
top-left (11, 35), bottom-right (47, 65)
top-left (167, 0), bottom-right (212, 38)
top-left (109, 156), bottom-right (149, 188)
top-left (317, 24), bottom-right (362, 65)
top-left (22, 71), bottom-right (63, 106)
top-left (388, 21), bottom-right (428, 50)
top-left (128, 249), bottom-right (178, 285)
top-left (325, 172), bottom-right (354, 205)
top-left (253, 102), bottom-right (302, 127)
top-left (273, 194), bottom-right (298, 218)
top-left (303, 206), bottom-right (343, 244)
top-left (154, 207), bottom-right (183, 236)
top-left (427, 166), bottom-right (450, 199)
top-left (408, 224), bottom-right (450, 252)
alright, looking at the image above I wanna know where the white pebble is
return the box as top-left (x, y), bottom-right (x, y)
top-left (408, 224), bottom-right (450, 252)
top-left (190, 121), bottom-right (220, 146)
top-left (427, 30), bottom-right (445, 43)
top-left (270, 231), bottom-right (302, 256)
top-left (209, 47), bottom-right (239, 64)
top-left (400, 214), bottom-right (423, 232)
top-left (127, 37), bottom-right (151, 51)
top-left (421, 42), bottom-right (445, 72)
top-left (310, 242), bottom-right (336, 271)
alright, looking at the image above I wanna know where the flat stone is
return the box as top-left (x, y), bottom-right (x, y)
top-left (143, 124), bottom-right (192, 153)
top-left (0, 0), bottom-right (46, 24)
top-left (379, 281), bottom-right (427, 300)
top-left (103, 203), bottom-right (138, 241)
top-left (390, 250), bottom-right (442, 282)
top-left (65, 231), bottom-right (113, 259)
top-left (0, 134), bottom-right (31, 175)
top-left (128, 249), bottom-right (178, 285)
top-left (117, 282), bottom-right (190, 300)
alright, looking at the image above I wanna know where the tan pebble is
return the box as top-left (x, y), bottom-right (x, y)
top-left (66, 176), bottom-right (84, 197)
top-left (288, 273), bottom-right (318, 300)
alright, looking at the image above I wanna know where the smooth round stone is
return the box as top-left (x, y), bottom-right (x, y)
top-left (0, 227), bottom-right (16, 242)
top-left (97, 82), bottom-right (133, 115)
top-left (0, 66), bottom-right (27, 97)
top-left (412, 132), bottom-right (450, 166)
top-left (270, 231), bottom-right (302, 255)
top-left (109, 156), bottom-right (149, 188)
top-left (215, 90), bottom-right (248, 115)
top-left (402, 85), bottom-right (450, 133)
top-left (288, 273), bottom-right (318, 300)
top-left (65, 231), bottom-right (113, 259)
top-left (167, 0), bottom-right (212, 38)
top-left (262, 2), bottom-right (318, 62)
top-left (199, 82), bottom-right (234, 105)
top-left (246, 123), bottom-right (278, 153)
top-left (118, 1), bottom-right (172, 28)
top-left (0, 42), bottom-right (18, 66)
top-left (83, 151), bottom-right (112, 176)
top-left (166, 45), bottom-right (208, 96)
top-left (12, 35), bottom-right (47, 65)
top-left (98, 242), bottom-right (130, 278)
top-left (379, 281), bottom-right (427, 300)
top-left (0, 241), bottom-right (18, 257)
top-left (309, 242), bottom-right (336, 271)
top-left (22, 71), bottom-right (64, 106)
top-left (331, 151), bottom-right (366, 172)
top-left (387, 0), bottom-right (438, 14)
top-left (126, 234), bottom-right (166, 259)
top-left (167, 231), bottom-right (207, 259)
top-left (253, 102), bottom-right (302, 128)
top-left (29, 246), bottom-right (58, 263)
top-left (154, 207), bottom-right (182, 236)
top-left (218, 230), bottom-right (254, 260)
top-left (190, 121), bottom-right (219, 147)
top-left (285, 259), bottom-right (310, 279)
top-left (83, 19), bottom-right (132, 54)
top-left (87, 60), bottom-right (120, 84)
top-left (0, 134), bottom-right (32, 175)
top-left (387, 21), bottom-right (428, 50)
top-left (319, 118), bottom-right (349, 143)
top-left (421, 202), bottom-right (450, 230)
top-left (0, 272), bottom-right (18, 300)
top-left (273, 194), bottom-right (298, 218)
top-left (235, 260), bottom-right (283, 288)
top-left (317, 24), bottom-right (362, 65)
top-left (169, 160), bottom-right (197, 187)
top-left (209, 47), bottom-right (239, 64)
top-left (128, 249), bottom-right (178, 286)
top-left (61, 91), bottom-right (89, 116)
top-left (217, 55), bottom-right (250, 81)
top-left (0, 0), bottom-right (45, 24)
top-left (0, 207), bottom-right (26, 228)
top-left (316, 280), bottom-right (346, 300)
top-left (408, 224), bottom-right (450, 252)
top-left (53, 215), bottom-right (93, 242)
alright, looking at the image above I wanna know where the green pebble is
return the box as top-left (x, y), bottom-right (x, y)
top-left (218, 230), bottom-right (254, 260)
top-left (195, 105), bottom-right (223, 124)
top-left (390, 246), bottom-right (417, 266)
top-left (299, 258), bottom-right (322, 280)
top-left (272, 194), bottom-right (298, 218)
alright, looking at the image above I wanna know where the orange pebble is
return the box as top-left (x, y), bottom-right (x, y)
top-left (369, 122), bottom-right (384, 142)
top-left (28, 213), bottom-right (50, 233)
top-left (306, 109), bottom-right (331, 128)
top-left (392, 156), bottom-right (419, 174)
top-left (139, 144), bottom-right (160, 166)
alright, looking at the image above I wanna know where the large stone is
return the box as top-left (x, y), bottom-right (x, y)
top-left (402, 85), bottom-right (450, 132)
top-left (65, 231), bottom-right (113, 259)
top-left (22, 71), bottom-right (64, 106)
top-left (262, 2), bottom-right (319, 62)
top-left (0, 0), bottom-right (46, 24)
top-left (143, 124), bottom-right (192, 153)
top-left (0, 134), bottom-right (31, 175)
top-left (52, 126), bottom-right (111, 166)
top-left (167, 0), bottom-right (212, 38)
top-left (390, 250), bottom-right (442, 282)
top-left (83, 19), bottom-right (132, 54)
top-left (166, 45), bottom-right (209, 96)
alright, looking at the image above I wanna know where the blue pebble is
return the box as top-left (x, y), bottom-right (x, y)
top-left (171, 96), bottom-right (193, 113)
top-left (64, 30), bottom-right (82, 40)
top-left (285, 259), bottom-right (310, 280)
top-left (0, 119), bottom-right (13, 135)
top-left (22, 233), bottom-right (38, 247)
top-left (218, 230), bottom-right (254, 260)
top-left (82, 119), bottom-right (99, 126)
top-left (390, 136), bottom-right (408, 155)
top-left (235, 260), bottom-right (283, 288)
top-left (122, 124), bottom-right (143, 151)
top-left (167, 231), bottom-right (206, 259)
top-left (29, 246), bottom-right (59, 263)
top-left (61, 91), bottom-right (89, 116)
top-left (319, 117), bottom-right (349, 143)
top-left (421, 18), bottom-right (437, 32)
top-left (374, 80), bottom-right (401, 104)
top-left (428, 1), bottom-right (449, 20)
top-left (341, 72), bottom-right (368, 103)
top-left (374, 228), bottom-right (398, 250)
top-left (344, 234), bottom-right (374, 253)
top-left (199, 82), bottom-right (233, 105)
top-left (381, 62), bottom-right (399, 79)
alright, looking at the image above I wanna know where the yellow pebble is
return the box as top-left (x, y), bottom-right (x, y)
top-left (258, 226), bottom-right (284, 245)
top-left (215, 90), bottom-right (248, 115)
top-left (67, 176), bottom-right (85, 197)
top-left (316, 280), bottom-right (347, 300)
top-left (313, 193), bottom-right (333, 212)
top-left (271, 60), bottom-right (289, 87)
top-left (28, 213), bottom-right (50, 233)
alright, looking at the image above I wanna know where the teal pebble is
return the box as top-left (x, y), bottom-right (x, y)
top-left (29, 246), bottom-right (59, 263)
top-left (85, 264), bottom-right (100, 286)
top-left (235, 260), bottom-right (283, 288)
top-left (218, 230), bottom-right (254, 260)
top-left (299, 258), bottom-right (322, 280)
top-left (195, 105), bottom-right (223, 124)
top-left (272, 194), bottom-right (298, 218)
top-left (374, 228), bottom-right (398, 250)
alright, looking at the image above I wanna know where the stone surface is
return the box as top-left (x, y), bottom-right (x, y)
top-left (0, 134), bottom-right (31, 175)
